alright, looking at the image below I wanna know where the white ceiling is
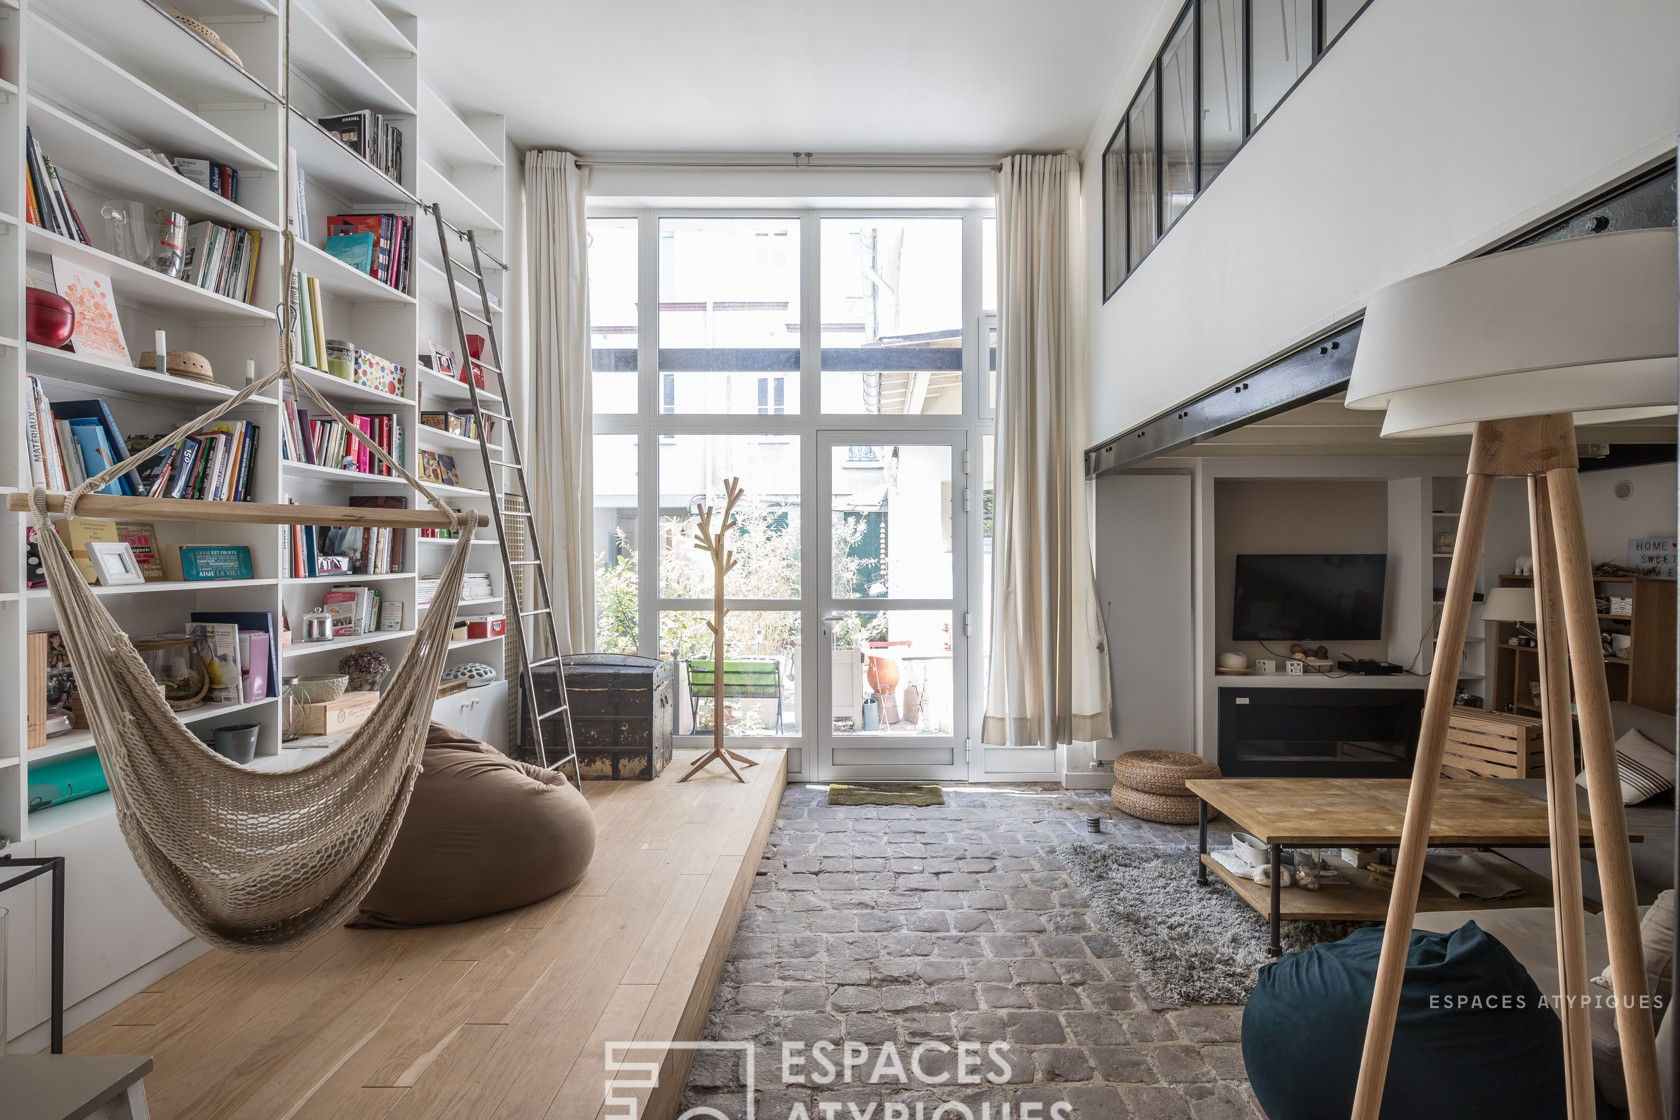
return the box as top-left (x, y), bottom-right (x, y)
top-left (393, 0), bottom-right (1156, 155)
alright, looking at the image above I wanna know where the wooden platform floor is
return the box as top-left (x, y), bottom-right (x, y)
top-left (65, 748), bottom-right (786, 1120)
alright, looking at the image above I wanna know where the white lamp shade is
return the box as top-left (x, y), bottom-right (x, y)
top-left (1481, 586), bottom-right (1538, 624)
top-left (1345, 228), bottom-right (1678, 437)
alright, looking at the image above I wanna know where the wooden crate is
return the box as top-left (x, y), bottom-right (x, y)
top-left (563, 653), bottom-right (674, 780)
top-left (1442, 707), bottom-right (1544, 779)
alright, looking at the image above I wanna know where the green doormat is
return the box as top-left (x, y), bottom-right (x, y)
top-left (827, 783), bottom-right (945, 807)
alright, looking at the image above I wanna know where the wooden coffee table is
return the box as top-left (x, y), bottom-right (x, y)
top-left (1183, 777), bottom-right (1632, 955)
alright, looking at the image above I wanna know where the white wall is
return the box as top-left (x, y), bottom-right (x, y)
top-left (1081, 0), bottom-right (1680, 441)
top-left (1483, 461), bottom-right (1679, 577)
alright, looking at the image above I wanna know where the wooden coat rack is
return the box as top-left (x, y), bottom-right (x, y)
top-left (680, 476), bottom-right (759, 783)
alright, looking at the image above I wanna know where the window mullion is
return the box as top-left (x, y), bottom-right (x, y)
top-left (800, 212), bottom-right (821, 417)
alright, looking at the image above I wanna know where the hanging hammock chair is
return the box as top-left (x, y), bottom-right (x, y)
top-left (22, 0), bottom-right (506, 952)
top-left (29, 358), bottom-right (480, 952)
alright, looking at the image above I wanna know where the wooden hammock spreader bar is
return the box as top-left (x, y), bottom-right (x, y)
top-left (9, 491), bottom-right (490, 529)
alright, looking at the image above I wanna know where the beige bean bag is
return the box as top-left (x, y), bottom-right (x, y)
top-left (352, 722), bottom-right (595, 927)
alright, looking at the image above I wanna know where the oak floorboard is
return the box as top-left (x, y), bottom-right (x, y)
top-left (60, 749), bottom-right (786, 1120)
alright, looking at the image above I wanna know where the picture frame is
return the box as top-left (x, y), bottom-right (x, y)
top-left (88, 540), bottom-right (146, 586)
top-left (429, 344), bottom-right (459, 380)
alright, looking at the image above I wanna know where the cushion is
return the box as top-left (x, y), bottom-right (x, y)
top-left (352, 722), bottom-right (595, 927)
top-left (1594, 888), bottom-right (1674, 1010)
top-left (1612, 700), bottom-right (1677, 755)
top-left (1243, 923), bottom-right (1564, 1120)
top-left (1577, 727), bottom-right (1674, 805)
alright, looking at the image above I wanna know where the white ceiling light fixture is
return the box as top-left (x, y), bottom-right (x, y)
top-left (1344, 229), bottom-right (1678, 435)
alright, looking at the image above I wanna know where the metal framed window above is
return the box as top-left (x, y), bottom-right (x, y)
top-left (1102, 0), bottom-right (1378, 298)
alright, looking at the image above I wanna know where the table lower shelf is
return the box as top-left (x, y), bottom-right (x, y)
top-left (1200, 852), bottom-right (1577, 922)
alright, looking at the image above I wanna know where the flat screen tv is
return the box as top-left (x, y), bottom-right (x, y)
top-left (1231, 553), bottom-right (1387, 642)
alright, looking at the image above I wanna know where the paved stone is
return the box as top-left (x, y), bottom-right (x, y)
top-left (684, 783), bottom-right (1258, 1116)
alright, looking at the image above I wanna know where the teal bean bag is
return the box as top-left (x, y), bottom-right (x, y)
top-left (1242, 923), bottom-right (1564, 1120)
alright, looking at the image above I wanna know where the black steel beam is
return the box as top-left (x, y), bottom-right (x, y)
top-left (1084, 322), bottom-right (1360, 478)
top-left (1085, 161), bottom-right (1676, 479)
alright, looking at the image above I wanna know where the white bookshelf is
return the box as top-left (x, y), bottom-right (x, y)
top-left (0, 0), bottom-right (514, 1050)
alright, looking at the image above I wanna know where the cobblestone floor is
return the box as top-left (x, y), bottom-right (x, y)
top-left (680, 783), bottom-right (1261, 1120)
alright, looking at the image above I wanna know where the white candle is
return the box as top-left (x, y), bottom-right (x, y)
top-left (153, 330), bottom-right (166, 372)
top-left (245, 358), bottom-right (255, 386)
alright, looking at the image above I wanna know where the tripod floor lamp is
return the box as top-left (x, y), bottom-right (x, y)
top-left (1344, 227), bottom-right (1678, 1119)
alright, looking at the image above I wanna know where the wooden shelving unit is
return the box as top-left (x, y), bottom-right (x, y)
top-left (1490, 573), bottom-right (1677, 717)
top-left (0, 0), bottom-right (515, 1051)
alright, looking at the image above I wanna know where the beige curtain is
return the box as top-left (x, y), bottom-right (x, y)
top-left (982, 152), bottom-right (1115, 747)
top-left (523, 150), bottom-right (592, 652)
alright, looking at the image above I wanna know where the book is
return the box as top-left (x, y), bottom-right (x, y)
top-left (115, 521), bottom-right (164, 581)
top-left (52, 399), bottom-right (143, 495)
top-left (322, 586), bottom-right (362, 637)
top-left (50, 259), bottom-right (130, 362)
top-left (307, 275), bottom-right (326, 365)
top-left (186, 621), bottom-right (242, 703)
top-left (27, 632), bottom-right (48, 749)
top-left (191, 611), bottom-right (277, 699)
top-left (65, 418), bottom-right (124, 496)
top-left (324, 231), bottom-right (376, 274)
top-left (239, 630), bottom-right (270, 702)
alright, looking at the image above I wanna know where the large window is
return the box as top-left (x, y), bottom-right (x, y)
top-left (1102, 0), bottom-right (1377, 295)
top-left (589, 210), bottom-right (994, 742)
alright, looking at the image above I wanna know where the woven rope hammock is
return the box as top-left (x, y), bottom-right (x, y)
top-left (31, 359), bottom-right (478, 952)
top-left (22, 3), bottom-right (489, 950)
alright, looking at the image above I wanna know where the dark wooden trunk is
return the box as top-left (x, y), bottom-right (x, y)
top-left (562, 653), bottom-right (674, 780)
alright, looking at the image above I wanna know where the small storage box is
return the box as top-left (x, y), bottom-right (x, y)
top-left (294, 691), bottom-right (380, 736)
top-left (1442, 707), bottom-right (1543, 779)
top-left (562, 653), bottom-right (673, 779)
top-left (465, 615), bottom-right (506, 639)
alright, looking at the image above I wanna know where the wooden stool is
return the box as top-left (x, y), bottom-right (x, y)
top-left (0, 1054), bottom-right (153, 1120)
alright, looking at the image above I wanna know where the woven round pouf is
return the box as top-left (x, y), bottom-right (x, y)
top-left (1110, 783), bottom-right (1200, 826)
top-left (1111, 749), bottom-right (1220, 796)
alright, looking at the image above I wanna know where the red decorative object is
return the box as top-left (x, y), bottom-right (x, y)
top-left (465, 333), bottom-right (485, 359)
top-left (26, 289), bottom-right (74, 348)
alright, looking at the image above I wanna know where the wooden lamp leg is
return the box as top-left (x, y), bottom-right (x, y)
top-left (1548, 463), bottom-right (1664, 1119)
top-left (1350, 467), bottom-right (1493, 1118)
top-left (1529, 474), bottom-right (1595, 1118)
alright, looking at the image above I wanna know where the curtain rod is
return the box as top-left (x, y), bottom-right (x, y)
top-left (572, 154), bottom-right (1004, 173)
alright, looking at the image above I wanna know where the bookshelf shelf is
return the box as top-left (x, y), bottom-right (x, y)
top-left (30, 18), bottom-right (278, 171)
top-left (281, 628), bottom-right (416, 659)
top-left (281, 460), bottom-right (409, 486)
top-left (293, 238), bottom-right (416, 305)
top-left (30, 696), bottom-right (279, 765)
top-left (27, 227), bottom-right (274, 323)
top-left (418, 84), bottom-right (502, 170)
top-left (27, 344), bottom-right (279, 406)
top-left (419, 366), bottom-right (502, 406)
top-left (289, 110), bottom-right (417, 207)
top-left (24, 578), bottom-right (279, 600)
top-left (417, 535), bottom-right (501, 547)
top-left (288, 2), bottom-right (416, 117)
top-left (419, 159), bottom-right (501, 233)
top-left (448, 635), bottom-right (502, 652)
top-left (417, 257), bottom-right (501, 316)
top-left (27, 99), bottom-right (280, 235)
top-left (426, 480), bottom-right (491, 500)
top-left (419, 595), bottom-right (502, 617)
top-left (285, 571), bottom-right (411, 585)
top-left (289, 364), bottom-right (415, 412)
top-left (46, 0), bottom-right (280, 108)
top-left (418, 424), bottom-right (499, 454)
top-left (26, 792), bottom-right (119, 840)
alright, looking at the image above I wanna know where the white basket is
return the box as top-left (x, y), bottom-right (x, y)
top-left (1608, 596), bottom-right (1634, 617)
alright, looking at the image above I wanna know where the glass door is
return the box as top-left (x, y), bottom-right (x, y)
top-left (816, 432), bottom-right (969, 781)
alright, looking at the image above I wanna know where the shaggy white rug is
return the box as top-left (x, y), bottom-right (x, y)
top-left (1057, 842), bottom-right (1362, 1006)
